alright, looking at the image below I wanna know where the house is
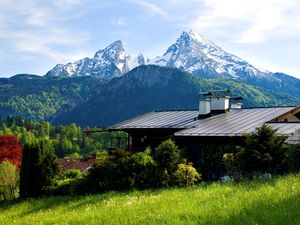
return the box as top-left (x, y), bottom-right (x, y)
top-left (57, 157), bottom-right (95, 173)
top-left (108, 90), bottom-right (300, 151)
top-left (108, 90), bottom-right (300, 179)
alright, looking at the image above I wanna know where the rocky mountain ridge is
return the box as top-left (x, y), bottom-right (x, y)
top-left (45, 30), bottom-right (275, 81)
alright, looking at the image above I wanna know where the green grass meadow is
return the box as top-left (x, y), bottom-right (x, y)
top-left (1, 174), bottom-right (300, 225)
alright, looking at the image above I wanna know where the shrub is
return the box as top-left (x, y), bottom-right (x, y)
top-left (0, 161), bottom-right (19, 200)
top-left (174, 163), bottom-right (201, 187)
top-left (241, 124), bottom-right (287, 175)
top-left (87, 148), bottom-right (133, 192)
top-left (223, 147), bottom-right (243, 181)
top-left (40, 152), bottom-right (61, 186)
top-left (43, 177), bottom-right (88, 196)
top-left (131, 147), bottom-right (156, 188)
top-left (286, 144), bottom-right (300, 172)
top-left (64, 169), bottom-right (82, 179)
top-left (153, 139), bottom-right (183, 186)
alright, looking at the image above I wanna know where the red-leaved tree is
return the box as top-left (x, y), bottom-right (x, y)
top-left (0, 135), bottom-right (23, 167)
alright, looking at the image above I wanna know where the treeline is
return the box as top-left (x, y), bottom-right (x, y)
top-left (0, 115), bottom-right (127, 157)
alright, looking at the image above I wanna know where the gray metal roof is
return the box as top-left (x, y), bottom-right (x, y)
top-left (269, 123), bottom-right (300, 135)
top-left (109, 110), bottom-right (199, 130)
top-left (174, 107), bottom-right (297, 137)
top-left (285, 129), bottom-right (300, 144)
top-left (109, 106), bottom-right (300, 137)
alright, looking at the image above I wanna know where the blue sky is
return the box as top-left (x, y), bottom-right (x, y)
top-left (0, 0), bottom-right (300, 78)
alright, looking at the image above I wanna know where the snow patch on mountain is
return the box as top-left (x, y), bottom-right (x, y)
top-left (45, 40), bottom-right (146, 79)
top-left (149, 31), bottom-right (272, 80)
top-left (45, 30), bottom-right (281, 83)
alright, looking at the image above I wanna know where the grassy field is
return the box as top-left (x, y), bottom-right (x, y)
top-left (0, 174), bottom-right (300, 225)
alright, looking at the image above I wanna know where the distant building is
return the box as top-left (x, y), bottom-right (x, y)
top-left (57, 157), bottom-right (95, 173)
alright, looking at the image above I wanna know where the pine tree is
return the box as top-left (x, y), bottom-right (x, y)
top-left (20, 141), bottom-right (45, 198)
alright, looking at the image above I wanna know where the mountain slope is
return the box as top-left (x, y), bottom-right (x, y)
top-left (52, 65), bottom-right (300, 127)
top-left (0, 75), bottom-right (104, 121)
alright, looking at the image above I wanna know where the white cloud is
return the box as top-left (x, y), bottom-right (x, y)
top-left (189, 0), bottom-right (300, 44)
top-left (0, 0), bottom-right (90, 70)
top-left (9, 28), bottom-right (89, 62)
top-left (52, 0), bottom-right (82, 9)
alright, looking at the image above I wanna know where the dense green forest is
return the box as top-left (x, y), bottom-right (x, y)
top-left (0, 75), bottom-right (104, 121)
top-left (0, 115), bottom-right (127, 157)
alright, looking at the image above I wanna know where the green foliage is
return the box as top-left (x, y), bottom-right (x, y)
top-left (64, 169), bottom-right (82, 179)
top-left (20, 141), bottom-right (60, 198)
top-left (194, 143), bottom-right (231, 180)
top-left (19, 142), bottom-right (45, 198)
top-left (0, 161), bottom-right (19, 200)
top-left (286, 144), bottom-right (300, 172)
top-left (131, 147), bottom-right (156, 188)
top-left (241, 124), bottom-right (287, 174)
top-left (0, 75), bottom-right (103, 121)
top-left (40, 152), bottom-right (61, 186)
top-left (153, 139), bottom-right (182, 186)
top-left (88, 148), bottom-right (133, 192)
top-left (0, 116), bottom-right (128, 157)
top-left (174, 162), bottom-right (201, 187)
top-left (223, 148), bottom-right (244, 181)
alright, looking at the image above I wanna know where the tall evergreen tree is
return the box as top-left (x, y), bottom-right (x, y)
top-left (19, 143), bottom-right (30, 198)
top-left (241, 124), bottom-right (287, 174)
top-left (20, 141), bottom-right (45, 198)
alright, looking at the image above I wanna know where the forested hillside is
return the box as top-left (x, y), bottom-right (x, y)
top-left (52, 65), bottom-right (300, 126)
top-left (0, 75), bottom-right (104, 121)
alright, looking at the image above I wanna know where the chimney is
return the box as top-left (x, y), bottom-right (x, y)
top-left (198, 90), bottom-right (242, 118)
top-left (230, 103), bottom-right (242, 109)
top-left (198, 98), bottom-right (211, 118)
top-left (198, 92), bottom-right (212, 118)
top-left (210, 89), bottom-right (230, 113)
top-left (210, 96), bottom-right (230, 112)
top-left (229, 96), bottom-right (243, 109)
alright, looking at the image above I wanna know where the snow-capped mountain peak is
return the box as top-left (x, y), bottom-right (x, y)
top-left (46, 30), bottom-right (272, 81)
top-left (178, 30), bottom-right (216, 48)
top-left (46, 40), bottom-right (145, 79)
top-left (94, 40), bottom-right (124, 59)
top-left (149, 30), bottom-right (269, 79)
